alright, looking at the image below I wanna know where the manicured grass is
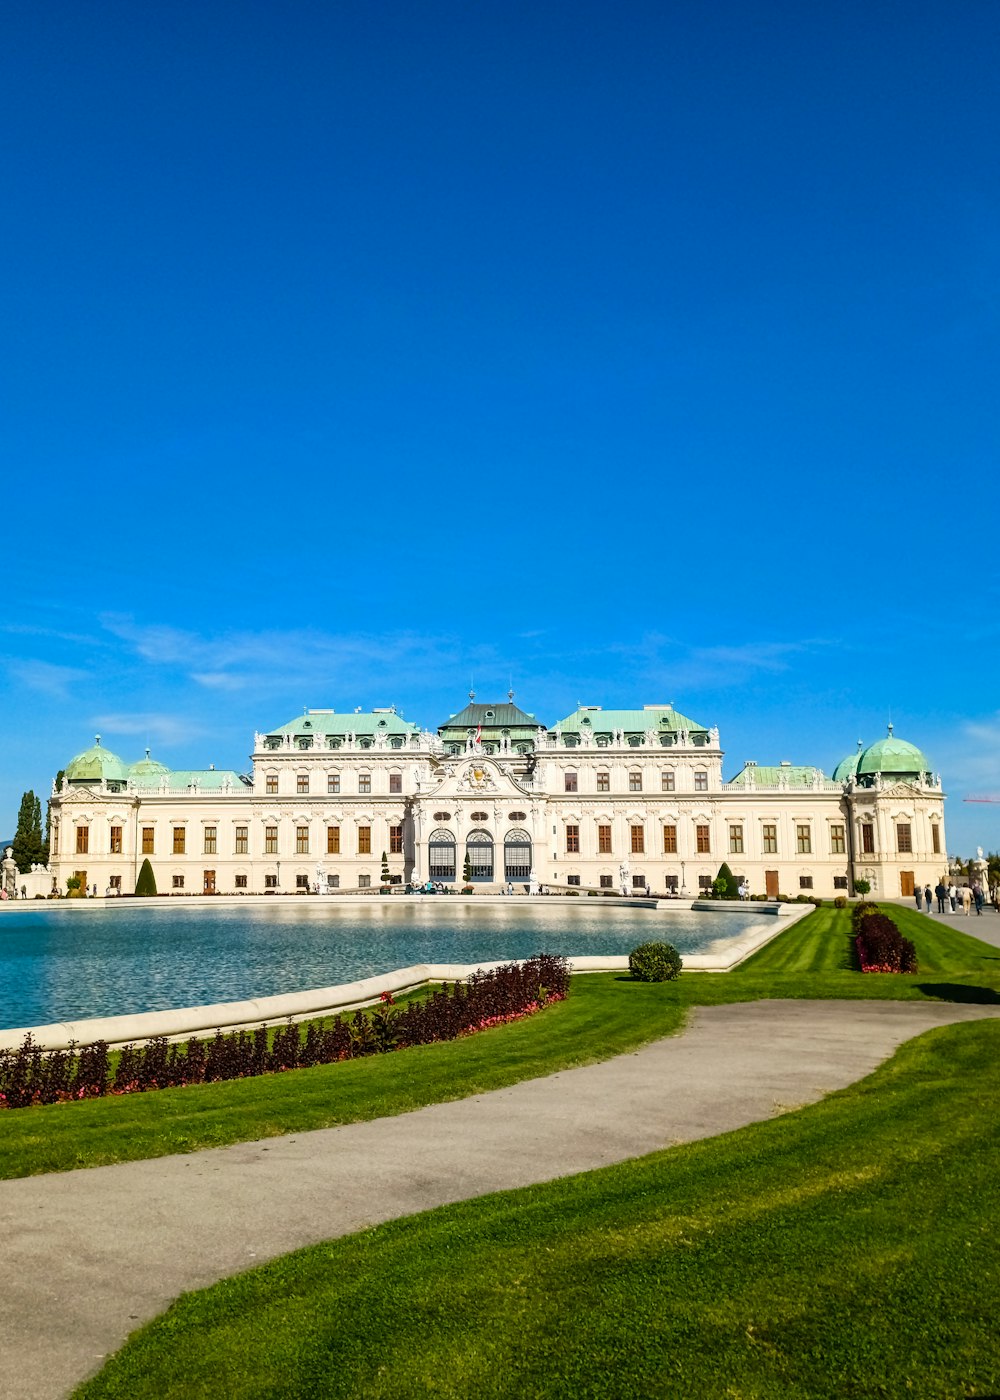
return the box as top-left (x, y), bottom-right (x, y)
top-left (0, 976), bottom-right (687, 1179)
top-left (75, 1018), bottom-right (1000, 1400)
top-left (4, 908), bottom-right (998, 1181)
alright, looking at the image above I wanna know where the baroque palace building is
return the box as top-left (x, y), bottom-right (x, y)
top-left (47, 697), bottom-right (946, 900)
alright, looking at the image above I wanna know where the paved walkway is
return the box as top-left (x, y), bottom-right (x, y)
top-left (2, 998), bottom-right (999, 1400)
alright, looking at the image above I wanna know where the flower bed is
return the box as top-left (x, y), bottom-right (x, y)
top-left (852, 903), bottom-right (917, 974)
top-left (0, 954), bottom-right (569, 1111)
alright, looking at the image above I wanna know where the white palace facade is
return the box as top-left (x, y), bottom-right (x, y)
top-left (47, 697), bottom-right (947, 901)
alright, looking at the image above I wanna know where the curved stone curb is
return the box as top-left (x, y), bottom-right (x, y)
top-left (0, 907), bottom-right (811, 1051)
top-left (1, 998), bottom-right (997, 1400)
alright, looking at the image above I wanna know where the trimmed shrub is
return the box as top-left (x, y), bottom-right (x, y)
top-left (833, 895), bottom-right (848, 909)
top-left (714, 862), bottom-right (740, 899)
top-left (628, 941), bottom-right (683, 983)
top-left (135, 859), bottom-right (157, 898)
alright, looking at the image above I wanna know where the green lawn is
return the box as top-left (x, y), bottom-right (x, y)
top-left (3, 906), bottom-right (998, 1180)
top-left (75, 1016), bottom-right (1000, 1400)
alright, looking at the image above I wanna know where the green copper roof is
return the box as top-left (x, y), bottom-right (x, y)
top-left (553, 706), bottom-right (708, 735)
top-left (728, 762), bottom-right (838, 789)
top-left (65, 739), bottom-right (129, 784)
top-left (268, 710), bottom-right (419, 738)
top-left (438, 701), bottom-right (542, 734)
top-left (162, 769), bottom-right (249, 790)
top-left (856, 729), bottom-right (929, 778)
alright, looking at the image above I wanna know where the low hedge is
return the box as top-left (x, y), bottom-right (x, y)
top-left (0, 955), bottom-right (570, 1111)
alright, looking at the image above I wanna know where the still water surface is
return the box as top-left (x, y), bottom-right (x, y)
top-left (0, 901), bottom-right (761, 1028)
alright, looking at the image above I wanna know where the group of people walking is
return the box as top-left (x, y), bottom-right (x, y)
top-left (915, 881), bottom-right (996, 916)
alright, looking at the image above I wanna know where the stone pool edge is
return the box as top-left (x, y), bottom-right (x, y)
top-left (0, 905), bottom-right (811, 1050)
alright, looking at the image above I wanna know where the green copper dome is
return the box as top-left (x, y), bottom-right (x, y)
top-left (65, 737), bottom-right (129, 785)
top-left (832, 741), bottom-right (865, 783)
top-left (128, 750), bottom-right (171, 782)
top-left (856, 726), bottom-right (930, 779)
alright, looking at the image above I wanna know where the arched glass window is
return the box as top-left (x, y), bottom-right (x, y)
top-left (465, 829), bottom-right (494, 881)
top-left (428, 829), bottom-right (456, 881)
top-left (504, 829), bottom-right (532, 880)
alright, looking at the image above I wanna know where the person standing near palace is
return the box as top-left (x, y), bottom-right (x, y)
top-left (973, 882), bottom-right (984, 915)
top-left (948, 881), bottom-right (957, 911)
top-left (924, 883), bottom-right (933, 913)
top-left (935, 880), bottom-right (947, 913)
top-left (961, 885), bottom-right (973, 916)
top-left (914, 884), bottom-right (923, 911)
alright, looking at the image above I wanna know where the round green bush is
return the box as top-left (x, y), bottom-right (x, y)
top-left (628, 941), bottom-right (683, 982)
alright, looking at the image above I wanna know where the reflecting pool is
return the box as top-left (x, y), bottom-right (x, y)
top-left (0, 901), bottom-right (763, 1028)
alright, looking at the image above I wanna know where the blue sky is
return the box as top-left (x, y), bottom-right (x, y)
top-left (2, 0), bottom-right (998, 854)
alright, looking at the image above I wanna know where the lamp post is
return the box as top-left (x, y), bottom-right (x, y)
top-left (276, 860), bottom-right (280, 892)
top-left (680, 860), bottom-right (688, 898)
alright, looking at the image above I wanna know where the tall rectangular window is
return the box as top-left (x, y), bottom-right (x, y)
top-left (389, 824), bottom-right (403, 854)
top-left (358, 774), bottom-right (371, 794)
top-left (297, 774), bottom-right (310, 794)
top-left (564, 772), bottom-right (578, 793)
top-left (328, 774), bottom-right (340, 794)
top-left (327, 825), bottom-right (340, 854)
top-left (695, 771), bottom-right (708, 791)
top-left (141, 827), bottom-right (154, 854)
top-left (266, 774), bottom-right (279, 794)
top-left (762, 824), bottom-right (777, 854)
top-left (566, 824), bottom-right (580, 853)
top-left (830, 824), bottom-right (845, 854)
top-left (796, 824), bottom-right (812, 854)
top-left (172, 827), bottom-right (186, 855)
top-left (596, 771), bottom-right (610, 792)
top-left (109, 826), bottom-right (122, 854)
top-left (598, 824), bottom-right (612, 853)
top-left (663, 824), bottom-right (677, 854)
top-left (728, 824), bottom-right (744, 854)
top-left (296, 825), bottom-right (309, 854)
top-left (630, 824), bottom-right (645, 854)
top-left (358, 825), bottom-right (371, 854)
top-left (265, 825), bottom-right (278, 854)
top-left (661, 771), bottom-right (675, 792)
top-left (931, 824), bottom-right (941, 854)
top-left (861, 823), bottom-right (875, 854)
top-left (389, 773), bottom-right (402, 794)
top-left (696, 825), bottom-right (710, 854)
top-left (896, 823), bottom-right (912, 854)
top-left (204, 826), bottom-right (217, 855)
top-left (629, 771), bottom-right (642, 792)
top-left (235, 826), bottom-right (249, 854)
top-left (51, 824), bottom-right (59, 855)
top-left (76, 826), bottom-right (89, 855)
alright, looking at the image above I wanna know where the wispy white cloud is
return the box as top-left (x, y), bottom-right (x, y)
top-left (600, 634), bottom-right (830, 693)
top-left (100, 615), bottom-right (474, 706)
top-left (6, 659), bottom-right (90, 699)
top-left (90, 713), bottom-right (207, 747)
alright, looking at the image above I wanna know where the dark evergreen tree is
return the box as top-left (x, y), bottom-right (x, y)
top-left (713, 861), bottom-right (739, 898)
top-left (135, 859), bottom-right (157, 897)
top-left (380, 851), bottom-right (391, 888)
top-left (11, 791), bottom-right (44, 871)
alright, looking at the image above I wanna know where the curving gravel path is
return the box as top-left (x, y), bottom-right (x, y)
top-left (2, 998), bottom-right (998, 1400)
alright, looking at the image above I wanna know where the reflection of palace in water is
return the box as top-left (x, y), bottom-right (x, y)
top-left (47, 695), bottom-right (947, 901)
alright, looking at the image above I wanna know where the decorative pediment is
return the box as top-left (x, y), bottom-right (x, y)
top-left (878, 781), bottom-right (927, 800)
top-left (426, 760), bottom-right (530, 799)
